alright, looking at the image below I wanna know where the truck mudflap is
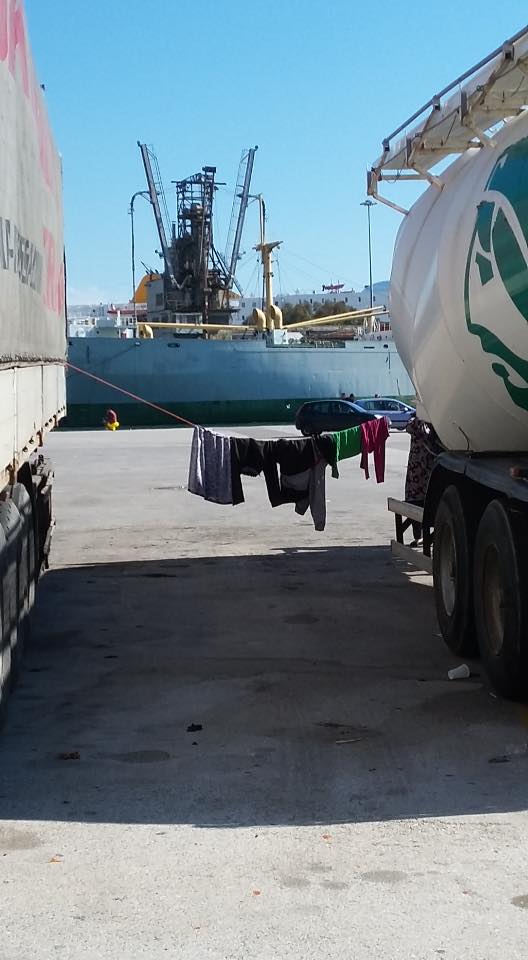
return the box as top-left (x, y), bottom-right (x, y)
top-left (387, 497), bottom-right (432, 573)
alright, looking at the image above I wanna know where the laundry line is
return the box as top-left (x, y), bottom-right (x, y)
top-left (64, 360), bottom-right (308, 440)
top-left (65, 361), bottom-right (303, 441)
top-left (65, 361), bottom-right (199, 429)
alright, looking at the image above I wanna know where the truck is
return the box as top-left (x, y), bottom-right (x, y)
top-left (0, 2), bottom-right (66, 715)
top-left (369, 25), bottom-right (528, 699)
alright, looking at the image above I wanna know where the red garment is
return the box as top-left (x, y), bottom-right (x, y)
top-left (360, 417), bottom-right (390, 482)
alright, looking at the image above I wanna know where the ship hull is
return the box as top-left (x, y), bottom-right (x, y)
top-left (65, 336), bottom-right (414, 427)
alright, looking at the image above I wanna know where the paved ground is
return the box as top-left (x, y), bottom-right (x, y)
top-left (1, 426), bottom-right (528, 959)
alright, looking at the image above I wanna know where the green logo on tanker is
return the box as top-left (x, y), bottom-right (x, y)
top-left (464, 135), bottom-right (528, 410)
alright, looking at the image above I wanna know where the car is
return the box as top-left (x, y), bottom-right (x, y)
top-left (354, 397), bottom-right (416, 429)
top-left (295, 399), bottom-right (377, 436)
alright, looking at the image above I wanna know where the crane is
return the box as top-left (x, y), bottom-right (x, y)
top-left (224, 146), bottom-right (258, 293)
top-left (138, 142), bottom-right (177, 287)
top-left (135, 142), bottom-right (257, 322)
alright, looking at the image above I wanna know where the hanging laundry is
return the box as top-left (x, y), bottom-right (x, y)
top-left (360, 417), bottom-right (390, 482)
top-left (281, 460), bottom-right (328, 531)
top-left (230, 434), bottom-right (336, 530)
top-left (333, 425), bottom-right (361, 464)
top-left (187, 422), bottom-right (388, 530)
top-left (315, 434), bottom-right (337, 475)
top-left (188, 427), bottom-right (233, 504)
top-left (230, 437), bottom-right (283, 506)
top-left (231, 435), bottom-right (335, 506)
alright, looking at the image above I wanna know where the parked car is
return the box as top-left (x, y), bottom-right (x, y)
top-left (295, 399), bottom-right (377, 436)
top-left (354, 397), bottom-right (416, 429)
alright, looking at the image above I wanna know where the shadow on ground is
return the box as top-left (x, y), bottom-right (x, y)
top-left (0, 545), bottom-right (525, 827)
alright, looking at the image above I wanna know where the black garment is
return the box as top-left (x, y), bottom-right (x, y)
top-left (230, 434), bottom-right (337, 507)
top-left (230, 437), bottom-right (281, 506)
top-left (315, 433), bottom-right (337, 475)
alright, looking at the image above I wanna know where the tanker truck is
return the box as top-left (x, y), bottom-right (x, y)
top-left (369, 25), bottom-right (528, 699)
top-left (0, 3), bottom-right (66, 716)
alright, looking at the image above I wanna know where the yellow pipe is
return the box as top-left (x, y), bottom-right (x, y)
top-left (138, 304), bottom-right (387, 335)
top-left (138, 321), bottom-right (243, 332)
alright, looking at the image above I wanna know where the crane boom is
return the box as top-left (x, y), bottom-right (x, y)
top-left (225, 146), bottom-right (258, 293)
top-left (138, 141), bottom-right (177, 286)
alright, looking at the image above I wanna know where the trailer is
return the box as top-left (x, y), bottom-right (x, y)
top-left (370, 27), bottom-right (528, 699)
top-left (0, 2), bottom-right (66, 715)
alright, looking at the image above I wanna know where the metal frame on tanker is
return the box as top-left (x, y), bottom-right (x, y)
top-left (368, 25), bottom-right (528, 212)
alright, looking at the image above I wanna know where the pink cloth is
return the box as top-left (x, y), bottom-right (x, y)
top-left (360, 417), bottom-right (390, 482)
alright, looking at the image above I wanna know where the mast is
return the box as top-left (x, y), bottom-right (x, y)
top-left (254, 203), bottom-right (282, 330)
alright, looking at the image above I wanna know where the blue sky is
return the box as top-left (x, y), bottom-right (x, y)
top-left (25, 0), bottom-right (527, 304)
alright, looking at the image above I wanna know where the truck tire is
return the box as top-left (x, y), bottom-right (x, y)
top-left (32, 475), bottom-right (43, 576)
top-left (32, 464), bottom-right (53, 573)
top-left (433, 485), bottom-right (478, 657)
top-left (10, 484), bottom-right (34, 671)
top-left (0, 500), bottom-right (22, 684)
top-left (473, 500), bottom-right (528, 700)
top-left (0, 519), bottom-right (13, 709)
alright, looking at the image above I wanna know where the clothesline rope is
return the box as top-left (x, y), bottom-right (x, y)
top-left (64, 361), bottom-right (199, 428)
top-left (65, 361), bottom-right (308, 441)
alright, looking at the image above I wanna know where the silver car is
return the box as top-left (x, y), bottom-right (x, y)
top-left (354, 397), bottom-right (416, 429)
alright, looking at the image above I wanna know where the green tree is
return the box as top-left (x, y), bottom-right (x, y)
top-left (312, 300), bottom-right (352, 319)
top-left (281, 301), bottom-right (313, 325)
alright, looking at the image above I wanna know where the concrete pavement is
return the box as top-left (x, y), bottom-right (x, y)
top-left (1, 426), bottom-right (528, 959)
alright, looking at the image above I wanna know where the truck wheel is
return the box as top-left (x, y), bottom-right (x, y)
top-left (10, 484), bottom-right (34, 671)
top-left (0, 500), bottom-right (21, 685)
top-left (32, 476), bottom-right (43, 577)
top-left (473, 500), bottom-right (528, 700)
top-left (0, 523), bottom-right (12, 713)
top-left (433, 485), bottom-right (478, 657)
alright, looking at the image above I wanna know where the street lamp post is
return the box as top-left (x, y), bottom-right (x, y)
top-left (360, 198), bottom-right (376, 310)
top-left (130, 190), bottom-right (150, 335)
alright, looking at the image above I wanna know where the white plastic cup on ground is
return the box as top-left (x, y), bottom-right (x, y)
top-left (448, 664), bottom-right (470, 680)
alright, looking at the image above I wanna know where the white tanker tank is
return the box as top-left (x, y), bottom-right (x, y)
top-left (391, 113), bottom-right (528, 453)
top-left (370, 27), bottom-right (528, 453)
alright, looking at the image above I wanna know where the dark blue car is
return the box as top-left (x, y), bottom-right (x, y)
top-left (295, 399), bottom-right (377, 436)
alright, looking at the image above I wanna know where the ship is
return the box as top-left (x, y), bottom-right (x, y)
top-left (65, 145), bottom-right (414, 428)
